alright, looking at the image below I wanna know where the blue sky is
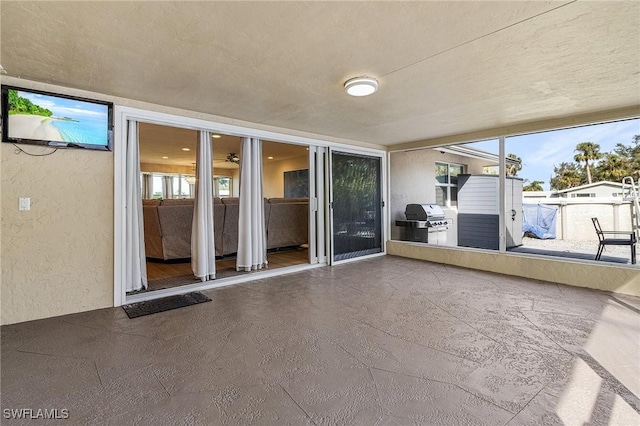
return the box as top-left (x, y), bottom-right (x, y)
top-left (18, 90), bottom-right (108, 120)
top-left (465, 118), bottom-right (640, 190)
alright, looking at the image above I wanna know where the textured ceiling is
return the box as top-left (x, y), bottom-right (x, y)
top-left (138, 122), bottom-right (307, 168)
top-left (2, 1), bottom-right (638, 146)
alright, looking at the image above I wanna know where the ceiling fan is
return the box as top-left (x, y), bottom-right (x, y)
top-left (226, 153), bottom-right (240, 164)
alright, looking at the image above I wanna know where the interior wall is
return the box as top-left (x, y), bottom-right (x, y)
top-left (262, 155), bottom-right (309, 199)
top-left (141, 163), bottom-right (192, 174)
top-left (231, 169), bottom-right (240, 197)
top-left (387, 241), bottom-right (640, 297)
top-left (140, 163), bottom-right (236, 177)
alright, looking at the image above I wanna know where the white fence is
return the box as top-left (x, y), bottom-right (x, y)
top-left (527, 199), bottom-right (634, 241)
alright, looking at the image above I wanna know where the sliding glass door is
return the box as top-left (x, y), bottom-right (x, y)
top-left (330, 151), bottom-right (383, 262)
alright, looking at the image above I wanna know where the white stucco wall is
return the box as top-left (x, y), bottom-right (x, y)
top-left (389, 148), bottom-right (489, 243)
top-left (558, 202), bottom-right (634, 239)
top-left (1, 144), bottom-right (114, 324)
top-left (560, 183), bottom-right (627, 199)
top-left (526, 200), bottom-right (635, 241)
top-left (387, 241), bottom-right (640, 297)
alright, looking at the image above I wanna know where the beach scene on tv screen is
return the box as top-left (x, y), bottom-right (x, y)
top-left (7, 89), bottom-right (108, 146)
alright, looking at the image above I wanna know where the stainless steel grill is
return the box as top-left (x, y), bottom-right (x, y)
top-left (396, 204), bottom-right (452, 244)
top-left (404, 204), bottom-right (449, 225)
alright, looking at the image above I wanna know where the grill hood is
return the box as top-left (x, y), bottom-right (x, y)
top-left (404, 204), bottom-right (445, 221)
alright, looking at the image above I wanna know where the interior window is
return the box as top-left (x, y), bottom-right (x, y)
top-left (214, 176), bottom-right (231, 197)
top-left (152, 175), bottom-right (163, 199)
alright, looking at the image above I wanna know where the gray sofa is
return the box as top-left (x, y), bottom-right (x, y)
top-left (143, 197), bottom-right (308, 260)
top-left (143, 198), bottom-right (224, 260)
top-left (266, 198), bottom-right (308, 249)
top-left (142, 199), bottom-right (163, 259)
top-left (221, 197), bottom-right (239, 256)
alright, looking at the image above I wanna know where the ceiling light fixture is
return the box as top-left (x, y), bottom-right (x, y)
top-left (162, 156), bottom-right (169, 159)
top-left (211, 134), bottom-right (222, 139)
top-left (182, 148), bottom-right (190, 151)
top-left (344, 76), bottom-right (378, 97)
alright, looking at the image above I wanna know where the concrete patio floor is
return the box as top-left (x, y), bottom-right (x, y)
top-left (2, 255), bottom-right (639, 425)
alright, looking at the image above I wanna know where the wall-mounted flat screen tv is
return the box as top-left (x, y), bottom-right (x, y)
top-left (1, 85), bottom-right (113, 151)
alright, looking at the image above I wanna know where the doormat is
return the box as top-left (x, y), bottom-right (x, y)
top-left (122, 292), bottom-right (211, 319)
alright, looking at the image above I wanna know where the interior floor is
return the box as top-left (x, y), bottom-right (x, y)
top-left (142, 247), bottom-right (309, 293)
top-left (2, 255), bottom-right (638, 425)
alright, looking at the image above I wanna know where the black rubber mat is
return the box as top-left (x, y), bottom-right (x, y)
top-left (122, 292), bottom-right (211, 319)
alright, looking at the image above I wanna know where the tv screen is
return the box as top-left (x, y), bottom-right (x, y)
top-left (1, 85), bottom-right (113, 151)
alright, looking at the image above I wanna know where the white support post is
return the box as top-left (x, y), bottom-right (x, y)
top-left (499, 136), bottom-right (506, 252)
top-left (560, 202), bottom-right (568, 240)
top-left (613, 202), bottom-right (620, 232)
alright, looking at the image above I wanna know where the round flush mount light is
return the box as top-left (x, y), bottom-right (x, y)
top-left (182, 148), bottom-right (190, 151)
top-left (344, 77), bottom-right (378, 97)
top-left (211, 134), bottom-right (222, 139)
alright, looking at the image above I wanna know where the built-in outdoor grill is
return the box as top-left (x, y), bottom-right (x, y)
top-left (396, 204), bottom-right (452, 244)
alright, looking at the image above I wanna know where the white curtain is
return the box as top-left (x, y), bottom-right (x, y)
top-left (125, 121), bottom-right (148, 292)
top-left (237, 137), bottom-right (268, 271)
top-left (141, 174), bottom-right (153, 199)
top-left (163, 176), bottom-right (173, 199)
top-left (191, 131), bottom-right (216, 281)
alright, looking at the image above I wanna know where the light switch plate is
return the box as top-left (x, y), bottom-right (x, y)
top-left (19, 197), bottom-right (30, 211)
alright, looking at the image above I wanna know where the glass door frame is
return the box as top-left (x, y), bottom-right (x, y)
top-left (308, 146), bottom-right (329, 265)
top-left (328, 146), bottom-right (387, 265)
top-left (114, 105), bottom-right (387, 306)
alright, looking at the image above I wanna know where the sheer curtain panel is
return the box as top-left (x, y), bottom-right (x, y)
top-left (191, 131), bottom-right (216, 281)
top-left (237, 137), bottom-right (268, 271)
top-left (163, 176), bottom-right (173, 199)
top-left (142, 174), bottom-right (153, 199)
top-left (125, 121), bottom-right (148, 292)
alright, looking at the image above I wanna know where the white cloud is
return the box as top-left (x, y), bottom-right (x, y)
top-left (27, 98), bottom-right (56, 109)
top-left (51, 106), bottom-right (106, 118)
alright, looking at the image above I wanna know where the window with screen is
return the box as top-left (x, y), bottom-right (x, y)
top-left (435, 162), bottom-right (464, 207)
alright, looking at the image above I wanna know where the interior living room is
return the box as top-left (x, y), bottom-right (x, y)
top-left (1, 2), bottom-right (639, 425)
top-left (137, 123), bottom-right (311, 293)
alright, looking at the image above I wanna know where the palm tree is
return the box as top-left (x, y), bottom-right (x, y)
top-left (523, 180), bottom-right (544, 191)
top-left (574, 142), bottom-right (602, 184)
top-left (505, 153), bottom-right (522, 177)
top-left (550, 162), bottom-right (584, 190)
top-left (595, 153), bottom-right (629, 182)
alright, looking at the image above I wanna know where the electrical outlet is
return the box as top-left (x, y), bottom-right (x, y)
top-left (19, 197), bottom-right (30, 211)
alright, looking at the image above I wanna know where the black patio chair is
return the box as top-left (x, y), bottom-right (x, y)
top-left (591, 217), bottom-right (636, 265)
